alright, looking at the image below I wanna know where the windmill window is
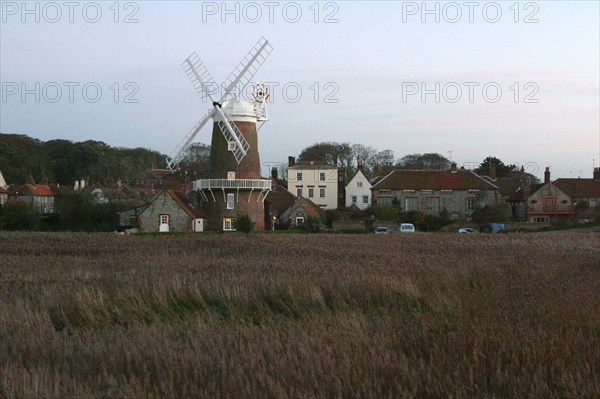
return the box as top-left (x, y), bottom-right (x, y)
top-left (227, 172), bottom-right (235, 180)
top-left (226, 193), bottom-right (235, 209)
top-left (160, 215), bottom-right (169, 225)
top-left (223, 217), bottom-right (237, 231)
top-left (228, 142), bottom-right (236, 151)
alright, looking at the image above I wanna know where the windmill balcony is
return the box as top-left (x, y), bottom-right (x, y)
top-left (194, 179), bottom-right (271, 190)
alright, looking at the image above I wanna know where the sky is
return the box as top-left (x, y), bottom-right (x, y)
top-left (1, 0), bottom-right (599, 179)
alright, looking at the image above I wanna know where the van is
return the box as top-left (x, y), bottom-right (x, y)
top-left (399, 223), bottom-right (415, 233)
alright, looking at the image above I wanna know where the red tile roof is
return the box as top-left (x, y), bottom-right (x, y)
top-left (166, 190), bottom-right (206, 218)
top-left (553, 178), bottom-right (600, 199)
top-left (10, 184), bottom-right (54, 196)
top-left (372, 170), bottom-right (498, 191)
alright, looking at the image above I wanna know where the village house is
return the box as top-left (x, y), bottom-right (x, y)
top-left (8, 175), bottom-right (55, 214)
top-left (371, 163), bottom-right (500, 220)
top-left (0, 170), bottom-right (8, 206)
top-left (265, 167), bottom-right (296, 230)
top-left (279, 196), bottom-right (325, 227)
top-left (287, 156), bottom-right (341, 210)
top-left (345, 161), bottom-right (372, 210)
top-left (553, 167), bottom-right (600, 210)
top-left (137, 190), bottom-right (206, 232)
top-left (509, 167), bottom-right (575, 223)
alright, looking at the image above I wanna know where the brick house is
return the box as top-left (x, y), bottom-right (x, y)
top-left (371, 164), bottom-right (500, 220)
top-left (553, 167), bottom-right (600, 209)
top-left (138, 190), bottom-right (206, 232)
top-left (265, 167), bottom-right (296, 230)
top-left (509, 167), bottom-right (575, 223)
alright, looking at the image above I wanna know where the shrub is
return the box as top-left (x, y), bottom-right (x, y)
top-left (234, 214), bottom-right (254, 233)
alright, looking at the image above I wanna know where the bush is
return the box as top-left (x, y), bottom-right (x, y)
top-left (0, 201), bottom-right (40, 230)
top-left (234, 214), bottom-right (254, 233)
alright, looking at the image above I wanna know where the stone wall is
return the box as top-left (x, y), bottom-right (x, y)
top-left (139, 192), bottom-right (191, 232)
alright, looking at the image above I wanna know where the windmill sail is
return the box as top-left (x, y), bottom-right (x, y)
top-left (212, 105), bottom-right (250, 163)
top-left (167, 113), bottom-right (212, 171)
top-left (182, 53), bottom-right (219, 101)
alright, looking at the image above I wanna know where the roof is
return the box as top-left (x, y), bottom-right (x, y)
top-left (372, 169), bottom-right (499, 191)
top-left (289, 160), bottom-right (337, 170)
top-left (266, 178), bottom-right (296, 214)
top-left (166, 190), bottom-right (206, 218)
top-left (347, 168), bottom-right (371, 187)
top-left (281, 196), bottom-right (325, 220)
top-left (510, 183), bottom-right (544, 202)
top-left (554, 178), bottom-right (600, 199)
top-left (0, 187), bottom-right (8, 194)
top-left (9, 184), bottom-right (54, 196)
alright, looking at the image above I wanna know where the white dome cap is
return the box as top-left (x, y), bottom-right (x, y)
top-left (213, 100), bottom-right (257, 123)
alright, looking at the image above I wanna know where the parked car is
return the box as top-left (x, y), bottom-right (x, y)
top-left (374, 227), bottom-right (390, 234)
top-left (458, 227), bottom-right (477, 234)
top-left (479, 223), bottom-right (505, 233)
top-left (399, 223), bottom-right (415, 233)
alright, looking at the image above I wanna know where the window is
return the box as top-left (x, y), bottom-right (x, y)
top-left (351, 196), bottom-right (357, 203)
top-left (296, 187), bottom-right (302, 197)
top-left (227, 171), bottom-right (235, 180)
top-left (590, 199), bottom-right (597, 207)
top-left (362, 195), bottom-right (369, 204)
top-left (533, 216), bottom-right (549, 223)
top-left (426, 197), bottom-right (439, 212)
top-left (357, 181), bottom-right (363, 188)
top-left (223, 218), bottom-right (237, 231)
top-left (319, 188), bottom-right (325, 198)
top-left (379, 189), bottom-right (391, 194)
top-left (308, 188), bottom-right (314, 198)
top-left (404, 197), bottom-right (418, 211)
top-left (378, 197), bottom-right (392, 206)
top-left (295, 216), bottom-right (304, 225)
top-left (228, 142), bottom-right (236, 151)
top-left (320, 172), bottom-right (325, 181)
top-left (227, 193), bottom-right (235, 209)
top-left (160, 215), bottom-right (169, 224)
top-left (467, 198), bottom-right (477, 211)
top-left (296, 172), bottom-right (302, 181)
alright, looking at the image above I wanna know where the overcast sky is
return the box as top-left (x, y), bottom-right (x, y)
top-left (1, 1), bottom-right (599, 179)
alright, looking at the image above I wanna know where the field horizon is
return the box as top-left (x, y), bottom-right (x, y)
top-left (1, 231), bottom-right (599, 398)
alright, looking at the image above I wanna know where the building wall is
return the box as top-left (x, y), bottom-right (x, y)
top-left (203, 190), bottom-right (266, 231)
top-left (526, 183), bottom-right (574, 223)
top-left (345, 170), bottom-right (372, 210)
top-left (288, 166), bottom-right (338, 210)
top-left (139, 192), bottom-right (191, 232)
top-left (14, 195), bottom-right (54, 214)
top-left (373, 189), bottom-right (497, 219)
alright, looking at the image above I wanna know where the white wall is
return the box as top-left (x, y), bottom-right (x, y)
top-left (288, 165), bottom-right (338, 210)
top-left (345, 169), bottom-right (372, 210)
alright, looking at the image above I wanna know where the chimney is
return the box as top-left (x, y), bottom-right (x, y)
top-left (271, 166), bottom-right (278, 179)
top-left (460, 166), bottom-right (465, 171)
top-left (373, 162), bottom-right (380, 176)
top-left (490, 163), bottom-right (497, 179)
top-left (74, 180), bottom-right (79, 191)
top-left (288, 156), bottom-right (295, 167)
top-left (450, 163), bottom-right (457, 173)
top-left (523, 177), bottom-right (531, 196)
top-left (544, 167), bottom-right (550, 184)
top-left (26, 174), bottom-right (35, 185)
top-left (357, 159), bottom-right (364, 172)
top-left (594, 167), bottom-right (600, 181)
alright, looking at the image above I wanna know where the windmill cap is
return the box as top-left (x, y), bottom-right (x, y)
top-left (213, 100), bottom-right (257, 123)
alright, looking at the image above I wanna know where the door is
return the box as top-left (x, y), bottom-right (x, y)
top-left (159, 215), bottom-right (170, 232)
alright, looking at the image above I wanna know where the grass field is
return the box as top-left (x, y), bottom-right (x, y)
top-left (1, 231), bottom-right (599, 398)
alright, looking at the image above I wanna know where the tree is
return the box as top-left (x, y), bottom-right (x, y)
top-left (475, 156), bottom-right (516, 178)
top-left (0, 202), bottom-right (40, 230)
top-left (234, 214), bottom-right (254, 233)
top-left (178, 143), bottom-right (211, 179)
top-left (395, 153), bottom-right (451, 170)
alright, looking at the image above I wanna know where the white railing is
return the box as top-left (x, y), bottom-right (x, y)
top-left (194, 179), bottom-right (271, 190)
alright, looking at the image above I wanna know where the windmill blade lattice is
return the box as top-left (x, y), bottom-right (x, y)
top-left (167, 113), bottom-right (212, 171)
top-left (221, 37), bottom-right (273, 102)
top-left (182, 53), bottom-right (219, 101)
top-left (212, 105), bottom-right (250, 163)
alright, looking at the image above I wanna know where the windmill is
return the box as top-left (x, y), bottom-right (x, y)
top-left (169, 37), bottom-right (274, 231)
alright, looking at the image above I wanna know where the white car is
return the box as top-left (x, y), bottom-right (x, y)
top-left (458, 227), bottom-right (477, 234)
top-left (399, 223), bottom-right (415, 233)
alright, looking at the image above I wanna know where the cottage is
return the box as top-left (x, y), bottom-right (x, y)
top-left (9, 175), bottom-right (55, 214)
top-left (0, 170), bottom-right (8, 206)
top-left (371, 164), bottom-right (500, 220)
top-left (138, 190), bottom-right (206, 232)
top-left (509, 167), bottom-right (575, 223)
top-left (279, 196), bottom-right (325, 227)
top-left (345, 161), bottom-right (372, 210)
top-left (553, 168), bottom-right (600, 209)
top-left (265, 167), bottom-right (296, 230)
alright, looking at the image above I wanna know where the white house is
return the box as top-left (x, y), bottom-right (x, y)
top-left (287, 156), bottom-right (339, 210)
top-left (345, 164), bottom-right (372, 210)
